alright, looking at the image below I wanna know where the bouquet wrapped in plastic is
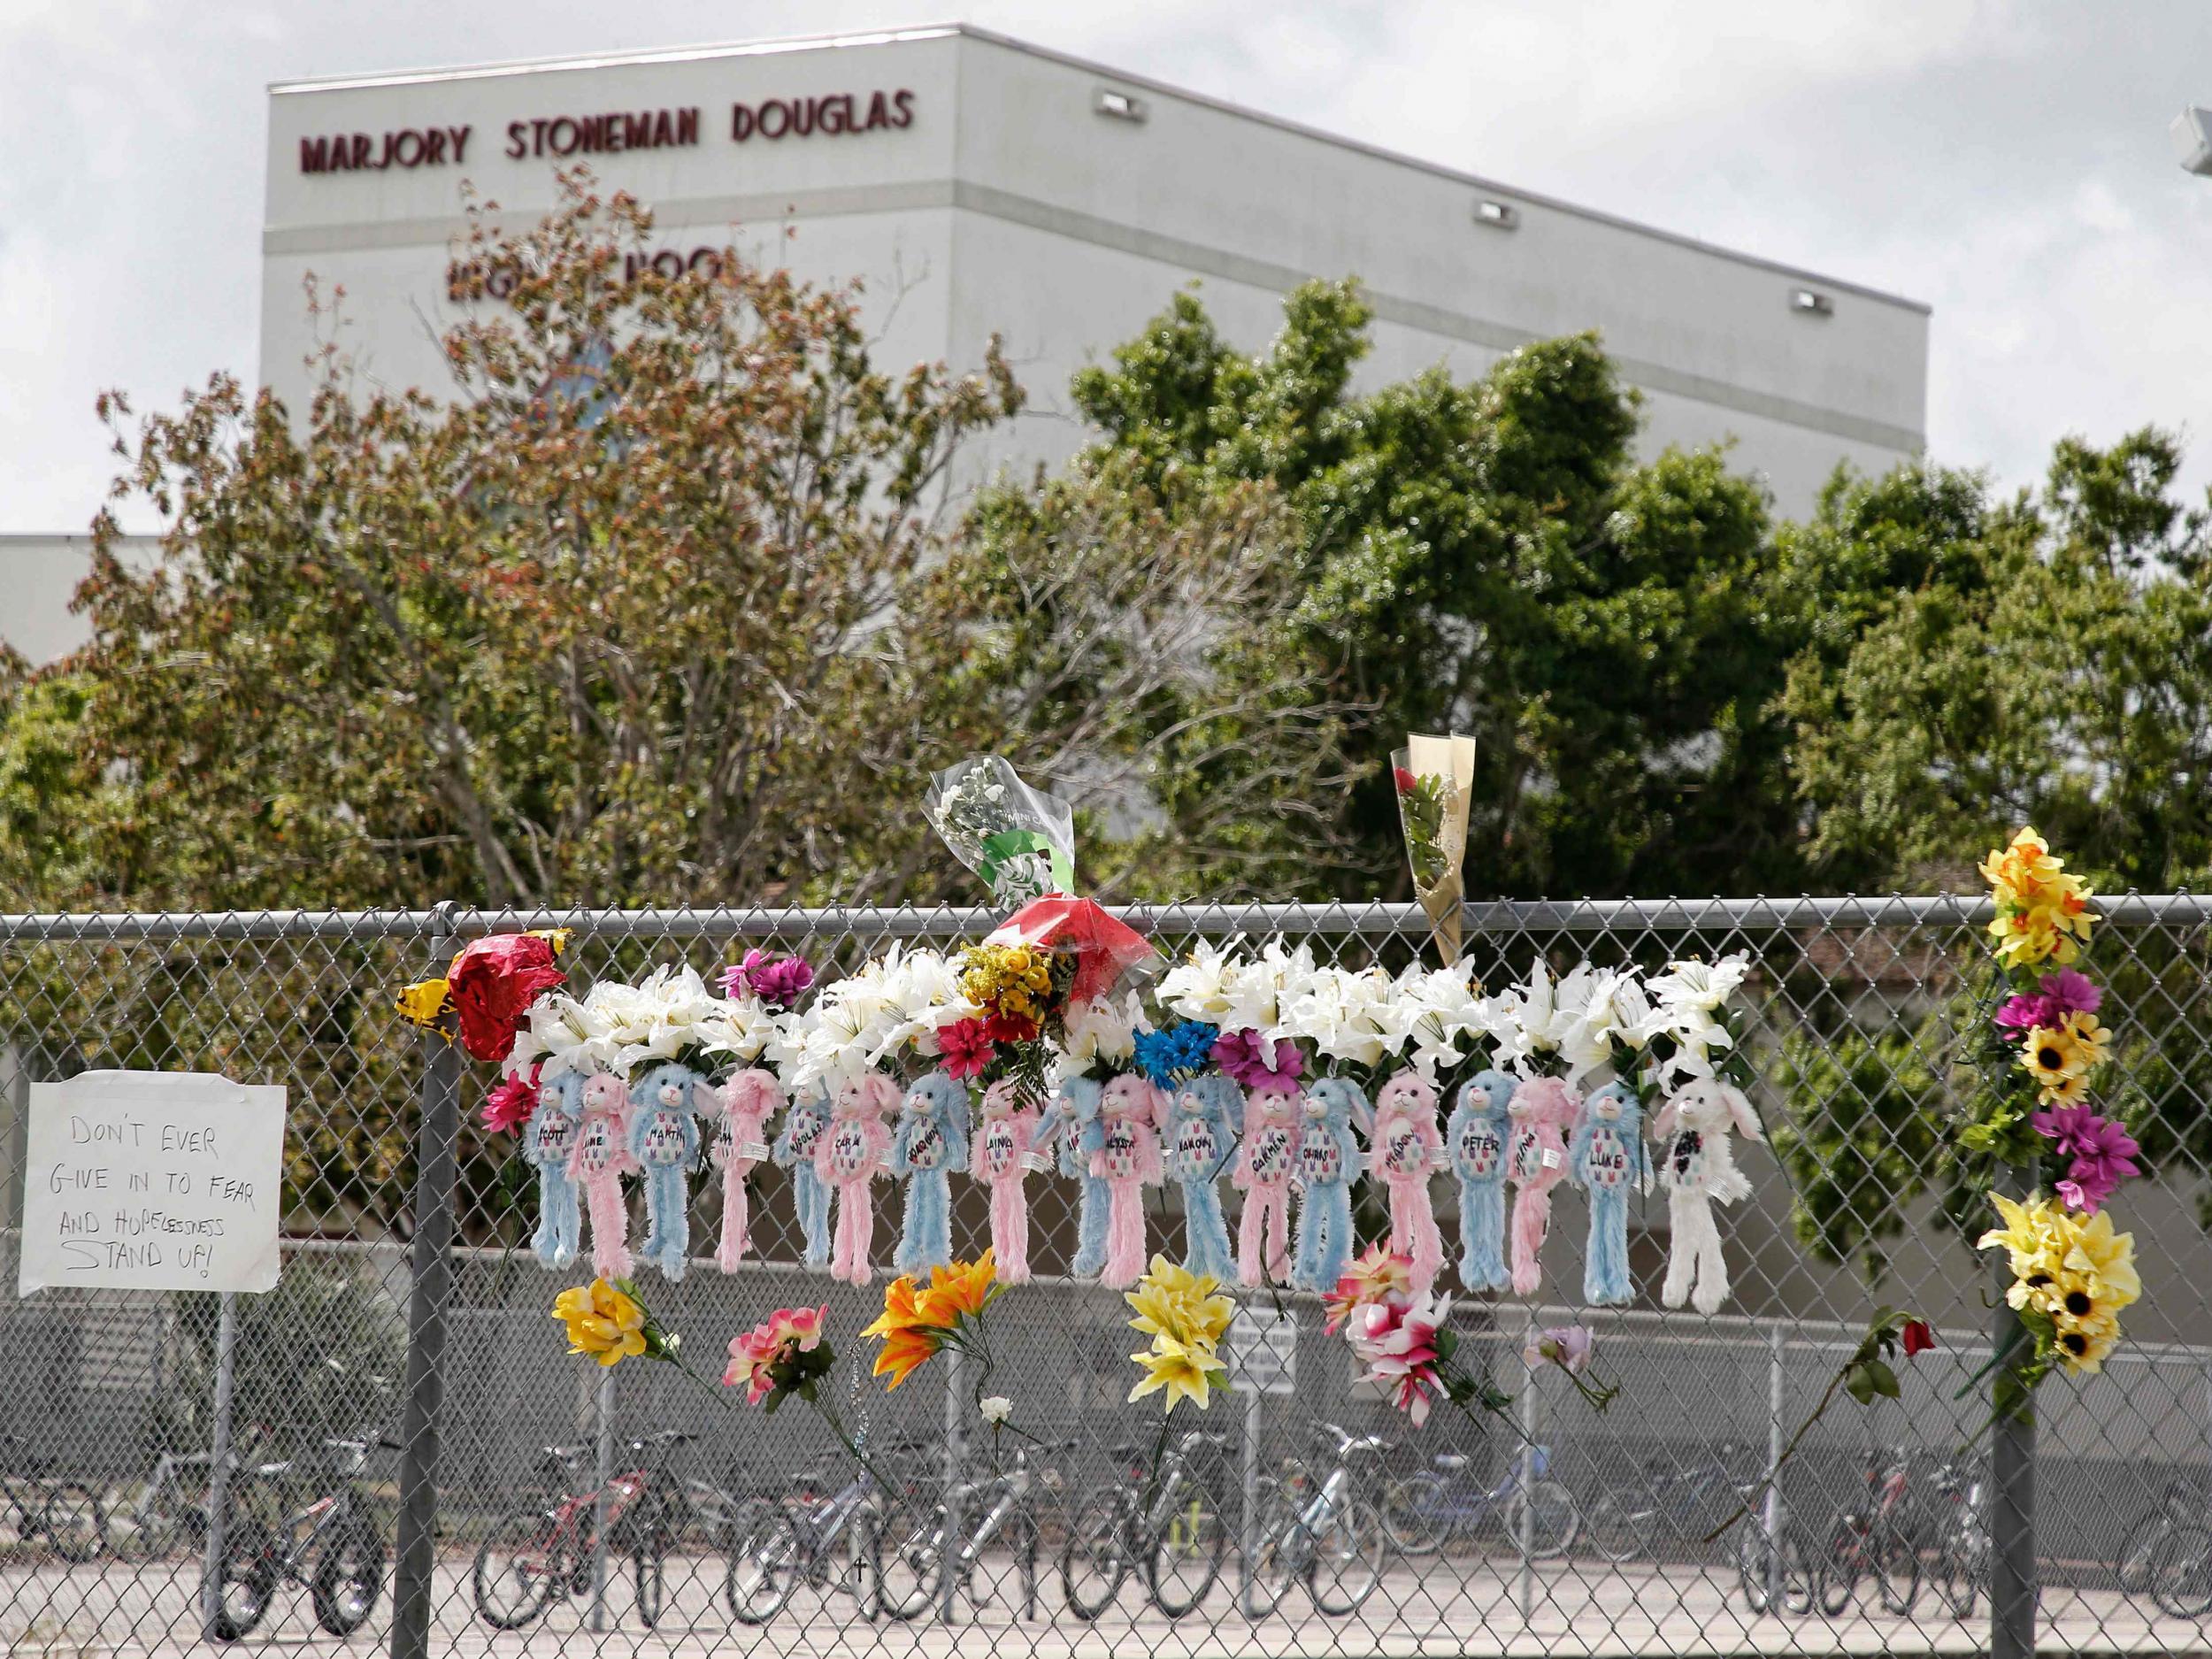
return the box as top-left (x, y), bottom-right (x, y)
top-left (1393, 733), bottom-right (1477, 965)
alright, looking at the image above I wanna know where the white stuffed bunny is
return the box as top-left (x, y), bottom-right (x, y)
top-left (1650, 1079), bottom-right (1764, 1314)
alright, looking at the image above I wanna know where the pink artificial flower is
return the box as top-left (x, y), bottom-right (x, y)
top-left (1346, 1292), bottom-right (1450, 1428)
top-left (720, 949), bottom-right (816, 1010)
top-left (1323, 1245), bottom-right (1414, 1334)
top-left (1995, 993), bottom-right (2057, 1038)
top-left (1213, 1030), bottom-right (1305, 1094)
top-left (2032, 1104), bottom-right (2141, 1214)
top-left (1997, 970), bottom-right (2102, 1042)
top-left (724, 1306), bottom-right (828, 1405)
top-left (481, 1064), bottom-right (541, 1135)
top-left (1524, 1325), bottom-right (1594, 1376)
top-left (937, 1018), bottom-right (995, 1081)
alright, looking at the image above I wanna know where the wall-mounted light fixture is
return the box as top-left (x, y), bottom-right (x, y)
top-left (1791, 288), bottom-right (1834, 317)
top-left (1094, 88), bottom-right (1148, 124)
top-left (1474, 198), bottom-right (1519, 230)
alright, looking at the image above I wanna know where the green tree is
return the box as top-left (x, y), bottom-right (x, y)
top-left (1062, 282), bottom-right (1791, 897)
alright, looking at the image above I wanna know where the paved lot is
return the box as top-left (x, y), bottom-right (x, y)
top-left (4, 1548), bottom-right (2208, 1656)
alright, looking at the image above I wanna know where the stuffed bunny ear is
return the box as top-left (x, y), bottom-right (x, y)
top-left (865, 1072), bottom-right (902, 1116)
top-left (729, 1069), bottom-right (780, 1118)
top-left (1650, 1098), bottom-right (1680, 1142)
top-left (1722, 1083), bottom-right (1764, 1142)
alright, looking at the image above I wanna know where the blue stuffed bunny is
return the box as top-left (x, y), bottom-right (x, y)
top-left (1446, 1069), bottom-right (1516, 1294)
top-left (893, 1071), bottom-right (972, 1274)
top-left (1162, 1074), bottom-right (1240, 1282)
top-left (627, 1062), bottom-right (710, 1281)
top-left (522, 1072), bottom-right (584, 1269)
top-left (1052, 1076), bottom-right (1110, 1279)
top-left (1569, 1078), bottom-right (1646, 1306)
top-left (773, 1084), bottom-right (833, 1268)
top-left (1291, 1076), bottom-right (1368, 1292)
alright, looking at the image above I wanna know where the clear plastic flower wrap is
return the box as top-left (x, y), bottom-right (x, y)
top-left (927, 755), bottom-right (1076, 908)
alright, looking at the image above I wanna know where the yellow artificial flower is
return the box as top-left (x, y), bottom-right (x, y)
top-left (553, 1279), bottom-right (649, 1368)
top-left (2059, 1208), bottom-right (2141, 1312)
top-left (1127, 1333), bottom-right (1227, 1412)
top-left (1979, 1194), bottom-right (2070, 1293)
top-left (396, 978), bottom-right (453, 1027)
top-left (529, 927), bottom-right (574, 957)
top-left (1981, 827), bottom-right (2098, 969)
top-left (1125, 1256), bottom-right (1233, 1349)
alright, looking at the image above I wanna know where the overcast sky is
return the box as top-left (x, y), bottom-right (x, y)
top-left (8, 1), bottom-right (2212, 533)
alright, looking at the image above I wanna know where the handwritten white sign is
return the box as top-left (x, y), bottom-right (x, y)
top-left (18, 1071), bottom-right (285, 1296)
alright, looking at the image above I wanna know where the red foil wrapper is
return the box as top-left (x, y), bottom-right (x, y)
top-left (447, 933), bottom-right (567, 1064)
top-left (985, 895), bottom-right (1156, 1008)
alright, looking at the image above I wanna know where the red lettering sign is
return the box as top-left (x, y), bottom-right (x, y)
top-left (300, 126), bottom-right (472, 174)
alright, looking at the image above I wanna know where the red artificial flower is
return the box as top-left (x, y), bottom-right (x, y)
top-left (938, 1018), bottom-right (995, 1081)
top-left (985, 1010), bottom-right (1041, 1046)
top-left (1393, 766), bottom-right (1420, 795)
top-left (482, 1065), bottom-right (541, 1135)
top-left (447, 933), bottom-right (567, 1064)
top-left (1901, 1319), bottom-right (1935, 1357)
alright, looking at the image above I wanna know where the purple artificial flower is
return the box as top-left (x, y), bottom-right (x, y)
top-left (2039, 969), bottom-right (2102, 1018)
top-left (1524, 1325), bottom-right (1594, 1375)
top-left (720, 949), bottom-right (815, 1011)
top-left (2032, 1103), bottom-right (2141, 1215)
top-left (1995, 993), bottom-right (2058, 1037)
top-left (1212, 1030), bottom-right (1305, 1094)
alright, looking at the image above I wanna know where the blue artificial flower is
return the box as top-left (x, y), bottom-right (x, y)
top-left (1135, 1021), bottom-right (1219, 1086)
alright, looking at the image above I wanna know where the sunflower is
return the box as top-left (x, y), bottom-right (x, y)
top-left (2018, 1022), bottom-right (2094, 1105)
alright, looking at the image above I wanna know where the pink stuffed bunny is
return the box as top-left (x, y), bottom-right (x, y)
top-left (1506, 1075), bottom-right (1580, 1297)
top-left (815, 1071), bottom-right (898, 1286)
top-left (1370, 1071), bottom-right (1446, 1294)
top-left (1233, 1087), bottom-right (1302, 1287)
top-left (972, 1078), bottom-right (1042, 1284)
top-left (1091, 1073), bottom-right (1165, 1289)
top-left (712, 1068), bottom-right (784, 1273)
top-left (567, 1071), bottom-right (638, 1281)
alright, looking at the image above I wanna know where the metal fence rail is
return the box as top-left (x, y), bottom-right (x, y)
top-left (1, 895), bottom-right (2208, 1658)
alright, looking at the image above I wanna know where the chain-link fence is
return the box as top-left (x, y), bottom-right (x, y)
top-left (0, 896), bottom-right (2207, 1657)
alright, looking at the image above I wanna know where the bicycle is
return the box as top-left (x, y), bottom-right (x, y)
top-left (725, 1452), bottom-right (918, 1624)
top-left (871, 1439), bottom-right (1076, 1620)
top-left (1580, 1440), bottom-right (1763, 1563)
top-left (1923, 1459), bottom-right (1988, 1620)
top-left (1245, 1425), bottom-right (1386, 1617)
top-left (1061, 1429), bottom-right (1234, 1619)
top-left (1816, 1455), bottom-right (1920, 1617)
top-left (2115, 1479), bottom-right (2203, 1602)
top-left (471, 1431), bottom-right (690, 1631)
top-left (1381, 1442), bottom-right (1578, 1559)
top-left (106, 1439), bottom-right (228, 1563)
top-left (210, 1432), bottom-right (394, 1640)
top-left (0, 1432), bottom-right (108, 1564)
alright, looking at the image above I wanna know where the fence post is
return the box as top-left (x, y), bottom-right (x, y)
top-left (589, 1363), bottom-right (616, 1632)
top-left (196, 1292), bottom-right (240, 1640)
top-left (1517, 1313), bottom-right (1538, 1622)
top-left (1763, 1324), bottom-right (1786, 1607)
top-left (1989, 1162), bottom-right (2038, 1659)
top-left (940, 1342), bottom-right (964, 1624)
top-left (389, 902), bottom-right (463, 1659)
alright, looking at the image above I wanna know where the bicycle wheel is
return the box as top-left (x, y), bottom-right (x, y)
top-left (1734, 1522), bottom-right (1811, 1617)
top-left (1307, 1496), bottom-right (1386, 1616)
top-left (1380, 1473), bottom-right (1445, 1557)
top-left (40, 1483), bottom-right (108, 1563)
top-left (1061, 1487), bottom-right (1133, 1621)
top-left (1148, 1479), bottom-right (1226, 1617)
top-left (472, 1509), bottom-right (564, 1630)
top-left (1874, 1524), bottom-right (1921, 1616)
top-left (1816, 1521), bottom-right (1859, 1617)
top-left (311, 1512), bottom-right (387, 1635)
top-left (1242, 1483), bottom-right (1301, 1618)
top-left (726, 1505), bottom-right (802, 1624)
top-left (2150, 1522), bottom-right (2212, 1618)
top-left (1505, 1480), bottom-right (1579, 1560)
top-left (871, 1494), bottom-right (944, 1622)
top-left (2116, 1509), bottom-right (2170, 1599)
top-left (209, 1517), bottom-right (279, 1641)
top-left (633, 1523), bottom-right (668, 1630)
top-left (1582, 1491), bottom-right (1652, 1563)
top-left (1930, 1529), bottom-right (1985, 1621)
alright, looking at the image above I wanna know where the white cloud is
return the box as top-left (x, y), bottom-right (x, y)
top-left (6, 0), bottom-right (2212, 532)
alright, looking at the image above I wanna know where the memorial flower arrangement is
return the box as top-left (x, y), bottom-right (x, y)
top-left (1964, 828), bottom-right (2144, 1421)
top-left (1392, 733), bottom-right (1477, 964)
top-left (1322, 1246), bottom-right (1510, 1429)
top-left (787, 944), bottom-right (975, 1093)
top-left (1159, 937), bottom-right (1314, 1093)
top-left (398, 929), bottom-right (572, 1063)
